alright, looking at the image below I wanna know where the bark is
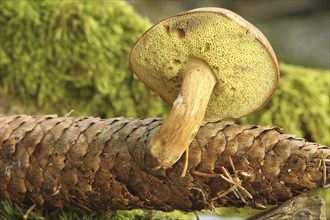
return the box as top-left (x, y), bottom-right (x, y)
top-left (247, 194), bottom-right (326, 220)
top-left (0, 115), bottom-right (329, 212)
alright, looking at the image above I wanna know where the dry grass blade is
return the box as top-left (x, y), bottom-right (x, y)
top-left (23, 204), bottom-right (36, 220)
top-left (322, 158), bottom-right (330, 188)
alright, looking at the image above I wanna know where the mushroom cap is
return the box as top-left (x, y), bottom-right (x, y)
top-left (130, 7), bottom-right (279, 120)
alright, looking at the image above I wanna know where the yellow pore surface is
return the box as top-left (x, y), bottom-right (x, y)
top-left (131, 12), bottom-right (278, 120)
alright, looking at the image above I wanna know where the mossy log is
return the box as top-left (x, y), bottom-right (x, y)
top-left (0, 115), bottom-right (329, 212)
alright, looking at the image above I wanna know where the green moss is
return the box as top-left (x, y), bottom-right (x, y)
top-left (0, 201), bottom-right (192, 220)
top-left (240, 63), bottom-right (330, 146)
top-left (0, 0), bottom-right (167, 118)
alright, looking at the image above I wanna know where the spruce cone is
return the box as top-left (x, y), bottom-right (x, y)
top-left (0, 115), bottom-right (329, 212)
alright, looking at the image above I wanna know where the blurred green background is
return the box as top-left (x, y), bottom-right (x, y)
top-left (0, 0), bottom-right (329, 219)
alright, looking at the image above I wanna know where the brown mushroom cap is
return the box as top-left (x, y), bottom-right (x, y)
top-left (130, 7), bottom-right (279, 120)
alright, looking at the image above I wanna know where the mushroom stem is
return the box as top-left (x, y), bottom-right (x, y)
top-left (150, 59), bottom-right (217, 168)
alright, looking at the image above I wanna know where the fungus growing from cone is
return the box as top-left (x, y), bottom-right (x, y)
top-left (130, 7), bottom-right (279, 171)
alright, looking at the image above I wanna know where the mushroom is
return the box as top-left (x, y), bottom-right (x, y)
top-left (130, 7), bottom-right (279, 170)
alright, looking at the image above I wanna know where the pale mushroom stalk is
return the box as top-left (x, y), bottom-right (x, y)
top-left (150, 59), bottom-right (216, 168)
